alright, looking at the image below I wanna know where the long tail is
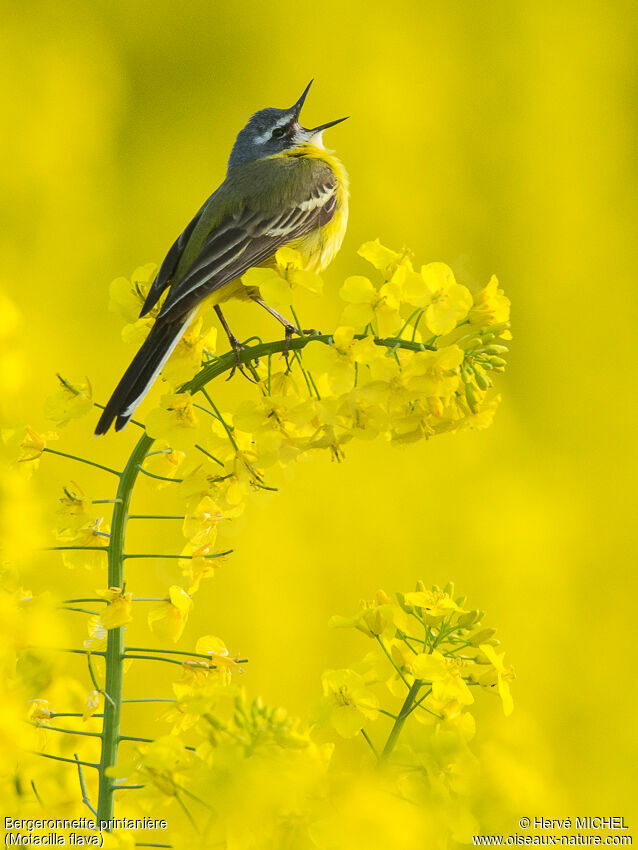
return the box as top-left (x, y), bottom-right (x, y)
top-left (95, 312), bottom-right (194, 435)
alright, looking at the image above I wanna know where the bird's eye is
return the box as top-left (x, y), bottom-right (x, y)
top-left (271, 127), bottom-right (286, 139)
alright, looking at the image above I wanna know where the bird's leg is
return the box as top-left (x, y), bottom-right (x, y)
top-left (214, 305), bottom-right (259, 383)
top-left (252, 297), bottom-right (311, 366)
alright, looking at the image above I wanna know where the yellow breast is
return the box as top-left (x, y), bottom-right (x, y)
top-left (286, 144), bottom-right (349, 272)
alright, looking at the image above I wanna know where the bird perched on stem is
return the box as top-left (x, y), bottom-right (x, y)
top-left (95, 81), bottom-right (349, 435)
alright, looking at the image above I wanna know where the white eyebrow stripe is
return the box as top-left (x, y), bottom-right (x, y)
top-left (254, 115), bottom-right (292, 144)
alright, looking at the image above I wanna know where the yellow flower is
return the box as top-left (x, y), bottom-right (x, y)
top-left (398, 262), bottom-right (471, 336)
top-left (412, 651), bottom-right (474, 707)
top-left (161, 317), bottom-right (217, 387)
top-left (402, 588), bottom-right (464, 624)
top-left (276, 246), bottom-right (324, 294)
top-left (27, 699), bottom-right (51, 724)
top-left (55, 482), bottom-right (93, 533)
top-left (109, 263), bottom-right (161, 346)
top-left (242, 266), bottom-right (291, 308)
top-left (302, 328), bottom-right (387, 396)
top-left (195, 635), bottom-right (240, 685)
top-left (145, 392), bottom-right (200, 450)
top-left (468, 275), bottom-right (511, 331)
top-left (357, 239), bottom-right (403, 274)
top-left (242, 247), bottom-right (323, 308)
top-left (183, 495), bottom-right (220, 548)
top-left (401, 345), bottom-right (464, 399)
top-left (141, 442), bottom-right (185, 483)
top-left (179, 541), bottom-right (224, 593)
top-left (96, 587), bottom-right (133, 629)
top-left (330, 590), bottom-right (399, 639)
top-left (138, 734), bottom-right (193, 796)
top-left (44, 375), bottom-right (93, 425)
top-left (340, 276), bottom-right (403, 337)
top-left (17, 427), bottom-right (57, 464)
top-left (56, 518), bottom-right (109, 570)
top-left (148, 585), bottom-right (193, 642)
top-left (478, 643), bottom-right (515, 716)
top-left (109, 263), bottom-right (159, 324)
top-left (318, 669), bottom-right (379, 737)
top-left (83, 689), bottom-right (101, 720)
top-left (84, 616), bottom-right (107, 652)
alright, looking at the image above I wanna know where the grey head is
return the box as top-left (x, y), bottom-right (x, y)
top-left (227, 80), bottom-right (348, 172)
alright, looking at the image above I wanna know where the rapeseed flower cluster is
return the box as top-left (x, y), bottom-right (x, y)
top-left (2, 242), bottom-right (515, 845)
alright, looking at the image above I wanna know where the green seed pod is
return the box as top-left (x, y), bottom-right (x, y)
top-left (465, 382), bottom-right (480, 412)
top-left (474, 370), bottom-right (491, 390)
top-left (469, 627), bottom-right (497, 646)
top-left (486, 322), bottom-right (510, 335)
top-left (457, 609), bottom-right (479, 628)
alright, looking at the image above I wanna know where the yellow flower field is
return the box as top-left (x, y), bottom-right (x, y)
top-left (1, 1), bottom-right (635, 846)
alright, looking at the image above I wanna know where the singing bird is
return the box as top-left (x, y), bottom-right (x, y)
top-left (95, 81), bottom-right (349, 435)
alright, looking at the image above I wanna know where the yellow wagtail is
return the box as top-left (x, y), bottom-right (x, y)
top-left (95, 81), bottom-right (348, 435)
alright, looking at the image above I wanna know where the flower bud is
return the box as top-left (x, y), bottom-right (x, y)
top-left (464, 337), bottom-right (483, 350)
top-left (474, 370), bottom-right (491, 390)
top-left (469, 627), bottom-right (497, 646)
top-left (457, 609), bottom-right (479, 628)
top-left (465, 382), bottom-right (480, 412)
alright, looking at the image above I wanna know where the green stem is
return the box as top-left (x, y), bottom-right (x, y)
top-left (31, 723), bottom-right (102, 738)
top-left (125, 646), bottom-right (226, 661)
top-left (123, 550), bottom-right (232, 560)
top-left (127, 515), bottom-right (185, 520)
top-left (360, 728), bottom-right (379, 760)
top-left (33, 752), bottom-right (98, 768)
top-left (381, 678), bottom-right (423, 760)
top-left (43, 447), bottom-right (121, 478)
top-left (96, 432), bottom-right (153, 823)
top-left (182, 334), bottom-right (435, 394)
top-left (124, 653), bottom-right (214, 668)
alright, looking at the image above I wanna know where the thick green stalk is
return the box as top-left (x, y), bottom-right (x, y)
top-left (381, 679), bottom-right (423, 760)
top-left (94, 331), bottom-right (428, 821)
top-left (183, 333), bottom-right (434, 394)
top-left (96, 433), bottom-right (153, 822)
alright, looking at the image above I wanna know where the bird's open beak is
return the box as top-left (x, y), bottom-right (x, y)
top-left (291, 81), bottom-right (349, 147)
top-left (292, 80), bottom-right (314, 118)
top-left (306, 116), bottom-right (349, 133)
top-left (292, 81), bottom-right (349, 132)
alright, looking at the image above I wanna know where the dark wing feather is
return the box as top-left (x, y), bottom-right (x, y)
top-left (139, 206), bottom-right (205, 317)
top-left (157, 171), bottom-right (338, 321)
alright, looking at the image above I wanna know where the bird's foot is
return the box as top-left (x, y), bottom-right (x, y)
top-left (226, 336), bottom-right (259, 383)
top-left (282, 322), bottom-right (304, 370)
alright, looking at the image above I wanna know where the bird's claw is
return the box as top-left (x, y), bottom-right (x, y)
top-left (226, 337), bottom-right (259, 384)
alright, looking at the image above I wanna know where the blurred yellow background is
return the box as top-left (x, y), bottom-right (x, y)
top-left (2, 0), bottom-right (636, 825)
